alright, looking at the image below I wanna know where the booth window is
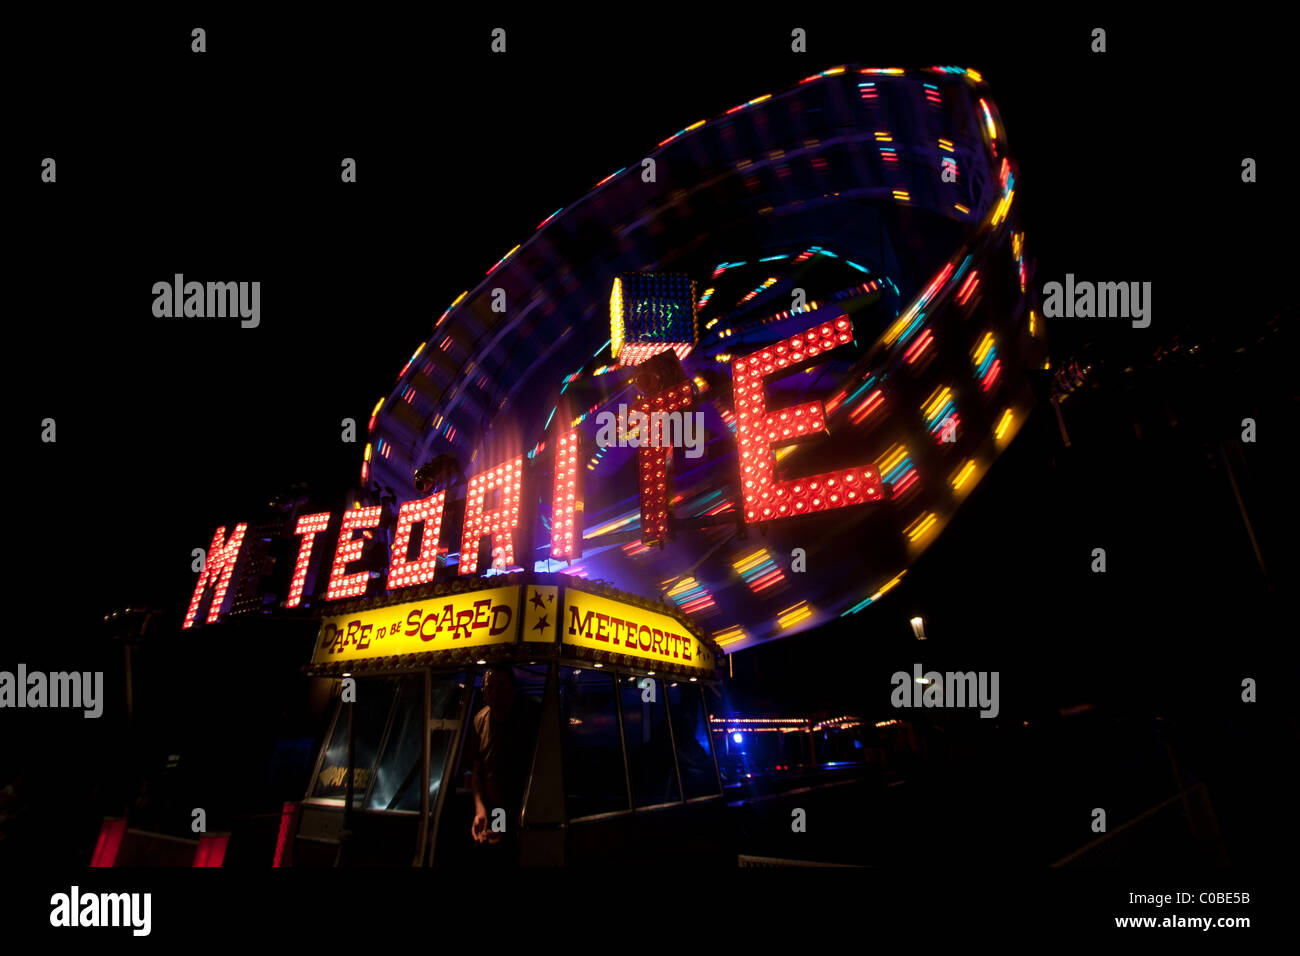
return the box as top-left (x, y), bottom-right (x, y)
top-left (436, 664), bottom-right (547, 861)
top-left (363, 673), bottom-right (467, 812)
top-left (668, 681), bottom-right (721, 799)
top-left (426, 673), bottom-right (467, 807)
top-left (309, 673), bottom-right (469, 812)
top-left (619, 677), bottom-right (681, 807)
top-left (365, 675), bottom-right (424, 810)
top-left (454, 664), bottom-right (546, 797)
top-left (558, 668), bottom-right (628, 819)
top-left (310, 676), bottom-right (401, 805)
top-left (464, 663), bottom-right (548, 715)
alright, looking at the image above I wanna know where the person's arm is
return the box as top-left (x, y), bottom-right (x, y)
top-left (471, 753), bottom-right (488, 817)
top-left (468, 714), bottom-right (489, 842)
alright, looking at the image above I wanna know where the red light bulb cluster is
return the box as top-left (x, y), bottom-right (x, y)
top-left (326, 507), bottom-right (383, 600)
top-left (733, 317), bottom-right (885, 523)
top-left (550, 431), bottom-right (583, 559)
top-left (751, 468), bottom-right (884, 520)
top-left (638, 381), bottom-right (693, 546)
top-left (285, 512), bottom-right (331, 608)
top-left (616, 342), bottom-right (694, 368)
top-left (459, 456), bottom-right (524, 576)
top-left (388, 492), bottom-right (447, 589)
top-left (182, 523), bottom-right (249, 629)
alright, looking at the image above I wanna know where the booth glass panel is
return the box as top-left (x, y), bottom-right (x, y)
top-left (619, 677), bottom-right (681, 807)
top-left (367, 675), bottom-right (428, 811)
top-left (467, 663), bottom-right (547, 713)
top-left (668, 681), bottom-right (721, 798)
top-left (427, 672), bottom-right (467, 804)
top-left (310, 677), bottom-right (400, 805)
top-left (432, 666), bottom-right (547, 864)
top-left (453, 665), bottom-right (545, 805)
top-left (558, 667), bottom-right (628, 819)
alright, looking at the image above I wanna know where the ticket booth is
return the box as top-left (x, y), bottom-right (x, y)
top-left (285, 572), bottom-right (725, 866)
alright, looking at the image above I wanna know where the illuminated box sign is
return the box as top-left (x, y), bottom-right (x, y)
top-left (308, 581), bottom-right (714, 676)
top-left (612, 272), bottom-right (698, 367)
top-left (312, 586), bottom-right (519, 665)
top-left (183, 313), bottom-right (886, 630)
top-left (562, 586), bottom-right (716, 673)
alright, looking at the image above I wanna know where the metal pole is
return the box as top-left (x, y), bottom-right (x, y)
top-left (426, 672), bottom-right (471, 867)
top-left (1050, 396), bottom-right (1072, 448)
top-left (660, 676), bottom-right (684, 802)
top-left (708, 688), bottom-right (725, 796)
top-left (342, 687), bottom-right (356, 865)
top-left (414, 668), bottom-right (432, 866)
top-left (123, 643), bottom-right (134, 724)
top-left (1218, 441), bottom-right (1268, 581)
top-left (612, 671), bottom-right (634, 812)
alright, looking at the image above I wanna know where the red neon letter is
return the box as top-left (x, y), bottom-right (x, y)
top-left (733, 317), bottom-right (884, 522)
top-left (285, 512), bottom-right (331, 608)
top-left (326, 506), bottom-right (383, 600)
top-left (636, 380), bottom-right (694, 547)
top-left (388, 492), bottom-right (446, 589)
top-left (459, 456), bottom-right (524, 576)
top-left (182, 523), bottom-right (249, 628)
top-left (550, 430), bottom-right (583, 559)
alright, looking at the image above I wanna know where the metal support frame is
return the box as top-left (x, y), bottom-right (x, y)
top-left (610, 670), bottom-right (635, 814)
top-left (425, 670), bottom-right (472, 866)
top-left (658, 674), bottom-right (686, 805)
top-left (413, 668), bottom-right (432, 866)
top-left (362, 678), bottom-right (404, 808)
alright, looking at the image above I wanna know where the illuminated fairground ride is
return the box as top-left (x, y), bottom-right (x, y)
top-left (363, 64), bottom-right (1045, 655)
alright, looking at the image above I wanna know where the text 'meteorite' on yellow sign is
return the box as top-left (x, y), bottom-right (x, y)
top-left (562, 587), bottom-right (715, 673)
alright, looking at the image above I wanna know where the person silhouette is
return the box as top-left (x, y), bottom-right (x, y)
top-left (467, 666), bottom-right (538, 863)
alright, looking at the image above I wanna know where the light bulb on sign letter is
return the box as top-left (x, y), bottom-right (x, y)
top-left (326, 507), bottom-right (383, 600)
top-left (182, 523), bottom-right (249, 628)
top-left (388, 493), bottom-right (446, 589)
top-left (550, 430), bottom-right (584, 559)
top-left (460, 455), bottom-right (525, 576)
top-left (732, 317), bottom-right (885, 524)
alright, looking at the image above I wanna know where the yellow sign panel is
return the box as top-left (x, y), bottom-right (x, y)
top-left (523, 585), bottom-right (559, 642)
top-left (312, 587), bottom-right (519, 664)
top-left (562, 587), bottom-right (715, 673)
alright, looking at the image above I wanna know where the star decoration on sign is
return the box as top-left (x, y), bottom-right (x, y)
top-left (532, 614), bottom-right (550, 633)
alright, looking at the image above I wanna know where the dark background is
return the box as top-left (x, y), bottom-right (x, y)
top-left (3, 5), bottom-right (1295, 897)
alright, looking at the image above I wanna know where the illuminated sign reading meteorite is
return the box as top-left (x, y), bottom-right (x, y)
top-left (308, 581), bottom-right (716, 678)
top-left (183, 315), bottom-right (888, 628)
top-left (184, 65), bottom-right (1047, 653)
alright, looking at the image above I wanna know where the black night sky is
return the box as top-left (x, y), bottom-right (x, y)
top-left (5, 10), bottom-right (1295, 881)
